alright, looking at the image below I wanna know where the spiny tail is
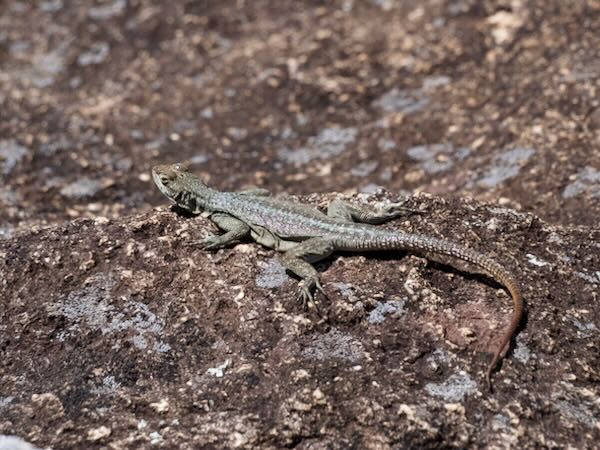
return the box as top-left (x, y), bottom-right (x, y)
top-left (349, 232), bottom-right (524, 389)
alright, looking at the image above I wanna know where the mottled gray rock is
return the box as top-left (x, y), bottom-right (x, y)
top-left (59, 177), bottom-right (103, 199)
top-left (373, 88), bottom-right (429, 114)
top-left (278, 127), bottom-right (358, 165)
top-left (0, 436), bottom-right (42, 450)
top-left (0, 140), bottom-right (28, 175)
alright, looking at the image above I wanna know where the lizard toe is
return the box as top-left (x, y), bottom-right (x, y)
top-left (295, 279), bottom-right (325, 315)
top-left (384, 202), bottom-right (422, 217)
top-left (315, 279), bottom-right (328, 300)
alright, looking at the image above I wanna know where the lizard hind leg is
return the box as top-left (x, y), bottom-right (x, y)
top-left (327, 199), bottom-right (419, 224)
top-left (280, 237), bottom-right (335, 310)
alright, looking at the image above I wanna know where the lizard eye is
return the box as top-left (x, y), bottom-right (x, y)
top-left (160, 175), bottom-right (170, 185)
top-left (173, 163), bottom-right (188, 172)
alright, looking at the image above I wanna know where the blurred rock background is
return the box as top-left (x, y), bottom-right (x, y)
top-left (1, 0), bottom-right (599, 237)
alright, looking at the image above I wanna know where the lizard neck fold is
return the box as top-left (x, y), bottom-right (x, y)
top-left (180, 183), bottom-right (216, 214)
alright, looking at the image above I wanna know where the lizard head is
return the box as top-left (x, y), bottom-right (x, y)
top-left (152, 162), bottom-right (209, 213)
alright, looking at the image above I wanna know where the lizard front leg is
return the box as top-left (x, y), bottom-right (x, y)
top-left (280, 237), bottom-right (335, 309)
top-left (327, 199), bottom-right (420, 224)
top-left (190, 213), bottom-right (250, 250)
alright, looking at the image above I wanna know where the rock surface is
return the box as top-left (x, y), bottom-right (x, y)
top-left (1, 0), bottom-right (600, 448)
top-left (1, 193), bottom-right (599, 449)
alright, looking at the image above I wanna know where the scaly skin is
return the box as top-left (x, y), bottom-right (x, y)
top-left (152, 162), bottom-right (523, 390)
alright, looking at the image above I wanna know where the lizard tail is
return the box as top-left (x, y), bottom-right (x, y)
top-left (483, 267), bottom-right (523, 391)
top-left (414, 237), bottom-right (524, 391)
top-left (356, 233), bottom-right (524, 389)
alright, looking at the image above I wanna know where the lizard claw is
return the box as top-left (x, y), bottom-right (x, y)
top-left (314, 279), bottom-right (327, 298)
top-left (297, 284), bottom-right (315, 309)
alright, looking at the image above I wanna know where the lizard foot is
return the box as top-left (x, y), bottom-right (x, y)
top-left (382, 201), bottom-right (423, 218)
top-left (296, 277), bottom-right (327, 314)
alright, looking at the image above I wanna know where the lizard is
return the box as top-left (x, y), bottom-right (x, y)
top-left (152, 162), bottom-right (524, 390)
